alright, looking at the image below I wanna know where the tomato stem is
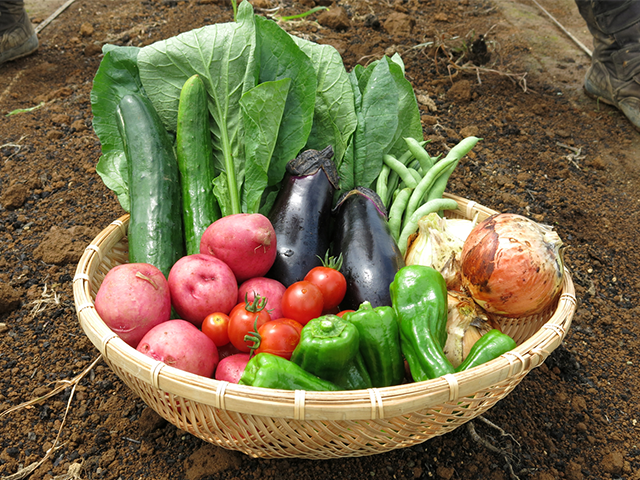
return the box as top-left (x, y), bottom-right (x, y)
top-left (244, 315), bottom-right (262, 358)
top-left (243, 292), bottom-right (269, 312)
top-left (317, 251), bottom-right (343, 271)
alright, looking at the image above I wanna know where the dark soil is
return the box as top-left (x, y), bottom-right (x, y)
top-left (1, 1), bottom-right (639, 479)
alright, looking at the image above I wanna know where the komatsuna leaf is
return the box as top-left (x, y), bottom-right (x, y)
top-left (241, 78), bottom-right (292, 213)
top-left (96, 151), bottom-right (130, 212)
top-left (347, 56), bottom-right (400, 190)
top-left (90, 45), bottom-right (144, 212)
top-left (137, 0), bottom-right (259, 215)
top-left (385, 56), bottom-right (423, 160)
top-left (255, 16), bottom-right (315, 187)
top-left (291, 35), bottom-right (357, 169)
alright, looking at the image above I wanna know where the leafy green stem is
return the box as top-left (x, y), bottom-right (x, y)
top-left (221, 121), bottom-right (241, 215)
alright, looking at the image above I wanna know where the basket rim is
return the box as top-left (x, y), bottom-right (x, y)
top-left (73, 193), bottom-right (576, 421)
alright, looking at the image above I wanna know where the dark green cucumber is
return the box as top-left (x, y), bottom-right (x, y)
top-left (176, 74), bottom-right (221, 254)
top-left (116, 93), bottom-right (185, 278)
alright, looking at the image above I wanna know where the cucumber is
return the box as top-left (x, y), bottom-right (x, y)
top-left (116, 93), bottom-right (185, 279)
top-left (176, 74), bottom-right (221, 254)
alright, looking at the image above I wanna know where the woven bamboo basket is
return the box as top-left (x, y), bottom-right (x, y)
top-left (73, 193), bottom-right (576, 460)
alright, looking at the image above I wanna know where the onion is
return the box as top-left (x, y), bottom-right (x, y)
top-left (443, 291), bottom-right (500, 368)
top-left (404, 213), bottom-right (477, 290)
top-left (460, 213), bottom-right (564, 317)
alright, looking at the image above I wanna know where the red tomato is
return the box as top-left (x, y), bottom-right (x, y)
top-left (304, 264), bottom-right (347, 312)
top-left (254, 318), bottom-right (303, 360)
top-left (269, 317), bottom-right (304, 335)
top-left (228, 299), bottom-right (272, 353)
top-left (201, 312), bottom-right (231, 347)
top-left (281, 281), bottom-right (324, 325)
top-left (336, 309), bottom-right (355, 318)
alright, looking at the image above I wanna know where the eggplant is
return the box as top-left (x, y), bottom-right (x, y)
top-left (266, 146), bottom-right (339, 287)
top-left (331, 186), bottom-right (405, 310)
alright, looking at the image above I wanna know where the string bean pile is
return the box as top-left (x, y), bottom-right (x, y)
top-left (375, 136), bottom-right (481, 254)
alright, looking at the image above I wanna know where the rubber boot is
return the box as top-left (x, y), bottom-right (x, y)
top-left (0, 1), bottom-right (38, 65)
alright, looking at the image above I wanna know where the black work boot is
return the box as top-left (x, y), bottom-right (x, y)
top-left (584, 24), bottom-right (640, 130)
top-left (0, 1), bottom-right (38, 66)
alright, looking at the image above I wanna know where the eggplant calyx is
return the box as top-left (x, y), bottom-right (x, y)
top-left (286, 145), bottom-right (340, 189)
top-left (333, 186), bottom-right (388, 220)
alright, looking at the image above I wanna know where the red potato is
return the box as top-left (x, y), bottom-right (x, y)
top-left (200, 213), bottom-right (277, 283)
top-left (168, 254), bottom-right (238, 328)
top-left (214, 353), bottom-right (251, 383)
top-left (237, 277), bottom-right (286, 321)
top-left (137, 319), bottom-right (219, 377)
top-left (94, 263), bottom-right (171, 348)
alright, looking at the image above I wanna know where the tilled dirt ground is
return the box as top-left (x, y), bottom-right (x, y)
top-left (1, 0), bottom-right (639, 479)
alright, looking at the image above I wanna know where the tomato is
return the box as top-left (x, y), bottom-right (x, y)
top-left (201, 312), bottom-right (231, 347)
top-left (269, 318), bottom-right (304, 335)
top-left (304, 258), bottom-right (347, 312)
top-left (281, 281), bottom-right (324, 325)
top-left (228, 299), bottom-right (272, 353)
top-left (254, 318), bottom-right (303, 360)
top-left (336, 309), bottom-right (355, 318)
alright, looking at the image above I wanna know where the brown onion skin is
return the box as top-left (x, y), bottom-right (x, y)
top-left (460, 213), bottom-right (564, 317)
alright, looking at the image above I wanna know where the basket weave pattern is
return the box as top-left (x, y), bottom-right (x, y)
top-left (73, 194), bottom-right (576, 459)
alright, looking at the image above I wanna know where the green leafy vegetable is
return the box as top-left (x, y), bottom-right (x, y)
top-left (241, 78), bottom-right (291, 213)
top-left (255, 15), bottom-right (316, 188)
top-left (291, 36), bottom-right (357, 168)
top-left (90, 2), bottom-right (425, 218)
top-left (137, 2), bottom-right (258, 215)
top-left (340, 56), bottom-right (423, 192)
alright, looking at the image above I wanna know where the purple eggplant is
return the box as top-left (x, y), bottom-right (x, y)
top-left (331, 186), bottom-right (405, 310)
top-left (266, 146), bottom-right (339, 287)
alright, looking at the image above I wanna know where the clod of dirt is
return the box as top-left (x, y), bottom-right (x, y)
top-left (317, 5), bottom-right (351, 31)
top-left (32, 225), bottom-right (100, 265)
top-left (1, 183), bottom-right (30, 210)
top-left (0, 282), bottom-right (21, 314)
top-left (79, 23), bottom-right (94, 37)
top-left (447, 80), bottom-right (473, 103)
top-left (1, 176), bottom-right (42, 210)
top-left (183, 444), bottom-right (243, 480)
top-left (383, 11), bottom-right (415, 36)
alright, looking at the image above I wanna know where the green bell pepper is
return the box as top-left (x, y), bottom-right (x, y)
top-left (456, 329), bottom-right (517, 372)
top-left (390, 265), bottom-right (455, 382)
top-left (344, 302), bottom-right (405, 388)
top-left (290, 314), bottom-right (373, 390)
top-left (239, 352), bottom-right (341, 391)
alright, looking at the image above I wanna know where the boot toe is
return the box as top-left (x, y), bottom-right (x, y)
top-left (618, 97), bottom-right (640, 130)
top-left (0, 10), bottom-right (39, 65)
top-left (584, 61), bottom-right (640, 130)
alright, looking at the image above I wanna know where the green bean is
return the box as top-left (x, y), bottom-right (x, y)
top-left (405, 136), bottom-right (481, 220)
top-left (381, 148), bottom-right (417, 208)
top-left (404, 155), bottom-right (458, 221)
top-left (407, 159), bottom-right (423, 176)
top-left (376, 164), bottom-right (391, 204)
top-left (383, 154), bottom-right (418, 189)
top-left (397, 148), bottom-right (416, 165)
top-left (405, 137), bottom-right (434, 172)
top-left (388, 187), bottom-right (413, 242)
top-left (426, 160), bottom-right (458, 203)
top-left (385, 170), bottom-right (400, 209)
top-left (407, 167), bottom-right (422, 184)
top-left (398, 198), bottom-right (459, 256)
